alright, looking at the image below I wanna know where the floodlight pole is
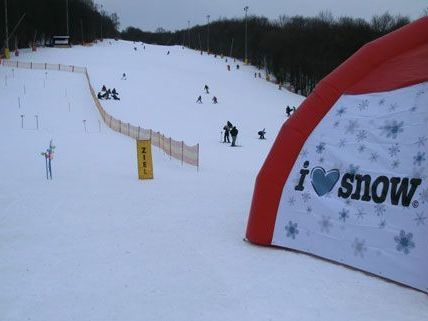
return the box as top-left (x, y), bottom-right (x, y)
top-left (187, 20), bottom-right (190, 48)
top-left (4, 0), bottom-right (9, 57)
top-left (65, 0), bottom-right (69, 36)
top-left (206, 15), bottom-right (210, 54)
top-left (244, 6), bottom-right (249, 64)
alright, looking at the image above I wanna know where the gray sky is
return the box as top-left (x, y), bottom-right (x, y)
top-left (97, 0), bottom-right (427, 31)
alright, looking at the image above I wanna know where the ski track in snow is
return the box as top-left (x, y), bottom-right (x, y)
top-left (0, 41), bottom-right (427, 321)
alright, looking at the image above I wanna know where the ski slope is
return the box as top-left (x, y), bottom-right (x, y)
top-left (0, 41), bottom-right (426, 321)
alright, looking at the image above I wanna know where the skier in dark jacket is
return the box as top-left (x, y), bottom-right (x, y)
top-left (204, 84), bottom-right (209, 94)
top-left (286, 105), bottom-right (292, 117)
top-left (230, 126), bottom-right (239, 146)
top-left (223, 124), bottom-right (230, 143)
top-left (196, 95), bottom-right (203, 103)
top-left (258, 128), bottom-right (266, 139)
top-left (212, 96), bottom-right (218, 104)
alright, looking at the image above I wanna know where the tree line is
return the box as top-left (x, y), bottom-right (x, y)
top-left (121, 12), bottom-right (415, 95)
top-left (0, 0), bottom-right (119, 49)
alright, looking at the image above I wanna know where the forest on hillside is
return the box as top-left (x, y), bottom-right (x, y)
top-left (0, 0), bottom-right (119, 49)
top-left (121, 12), bottom-right (419, 95)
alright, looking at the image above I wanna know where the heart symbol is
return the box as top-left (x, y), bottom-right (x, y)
top-left (310, 167), bottom-right (340, 197)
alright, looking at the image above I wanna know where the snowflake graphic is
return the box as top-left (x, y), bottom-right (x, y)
top-left (379, 120), bottom-right (404, 139)
top-left (355, 208), bottom-right (366, 220)
top-left (306, 206), bottom-right (313, 214)
top-left (300, 149), bottom-right (309, 158)
top-left (357, 144), bottom-right (366, 154)
top-left (316, 142), bottom-right (326, 154)
top-left (336, 107), bottom-right (346, 117)
top-left (357, 99), bottom-right (369, 111)
top-left (388, 143), bottom-right (400, 157)
top-left (302, 192), bottom-right (311, 203)
top-left (356, 130), bottom-right (368, 142)
top-left (378, 98), bottom-right (386, 106)
top-left (348, 164), bottom-right (360, 175)
top-left (391, 159), bottom-right (400, 169)
top-left (338, 139), bottom-right (346, 148)
top-left (388, 103), bottom-right (398, 112)
top-left (374, 204), bottom-right (386, 216)
top-left (420, 188), bottom-right (428, 204)
top-left (416, 136), bottom-right (427, 148)
top-left (379, 220), bottom-right (386, 229)
top-left (345, 120), bottom-right (359, 134)
top-left (319, 216), bottom-right (333, 233)
top-left (352, 238), bottom-right (367, 258)
top-left (288, 196), bottom-right (296, 206)
top-left (394, 230), bottom-right (415, 255)
top-left (338, 208), bottom-right (350, 222)
top-left (369, 152), bottom-right (379, 162)
top-left (414, 212), bottom-right (426, 226)
top-left (413, 152), bottom-right (426, 166)
top-left (285, 221), bottom-right (299, 239)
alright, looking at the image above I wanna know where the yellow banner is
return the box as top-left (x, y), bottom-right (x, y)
top-left (136, 140), bottom-right (153, 180)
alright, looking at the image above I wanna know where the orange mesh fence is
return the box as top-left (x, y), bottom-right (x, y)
top-left (2, 60), bottom-right (199, 168)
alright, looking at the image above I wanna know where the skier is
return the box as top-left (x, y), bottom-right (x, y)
top-left (230, 126), bottom-right (239, 147)
top-left (227, 65), bottom-right (231, 71)
top-left (236, 64), bottom-right (240, 70)
top-left (204, 84), bottom-right (209, 94)
top-left (112, 88), bottom-right (120, 100)
top-left (223, 123), bottom-right (230, 143)
top-left (121, 73), bottom-right (127, 80)
top-left (212, 96), bottom-right (218, 104)
top-left (105, 89), bottom-right (112, 100)
top-left (258, 128), bottom-right (266, 139)
top-left (101, 85), bottom-right (107, 92)
top-left (196, 95), bottom-right (203, 104)
top-left (286, 105), bottom-right (292, 117)
top-left (254, 72), bottom-right (257, 78)
top-left (167, 51), bottom-right (170, 55)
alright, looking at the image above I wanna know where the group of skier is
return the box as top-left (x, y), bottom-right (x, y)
top-left (222, 121), bottom-right (239, 147)
top-left (97, 85), bottom-right (120, 100)
top-left (196, 84), bottom-right (218, 104)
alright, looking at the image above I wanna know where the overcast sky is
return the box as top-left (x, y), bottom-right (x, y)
top-left (97, 0), bottom-right (427, 31)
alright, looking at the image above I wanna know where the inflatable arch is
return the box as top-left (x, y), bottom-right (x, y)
top-left (246, 17), bottom-right (428, 292)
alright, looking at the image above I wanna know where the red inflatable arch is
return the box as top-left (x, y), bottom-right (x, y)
top-left (246, 17), bottom-right (428, 292)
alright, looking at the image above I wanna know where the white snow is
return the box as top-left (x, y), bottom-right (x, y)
top-left (0, 41), bottom-right (426, 321)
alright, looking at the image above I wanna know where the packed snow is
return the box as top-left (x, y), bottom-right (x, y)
top-left (0, 41), bottom-right (426, 321)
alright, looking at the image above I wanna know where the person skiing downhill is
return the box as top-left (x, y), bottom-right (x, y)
top-left (196, 95), bottom-right (203, 103)
top-left (212, 96), bottom-right (218, 104)
top-left (204, 84), bottom-right (209, 94)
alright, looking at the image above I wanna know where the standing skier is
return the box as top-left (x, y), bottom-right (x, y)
top-left (230, 126), bottom-right (239, 147)
top-left (212, 96), bottom-right (218, 104)
top-left (204, 84), bottom-right (209, 94)
top-left (223, 123), bottom-right (230, 143)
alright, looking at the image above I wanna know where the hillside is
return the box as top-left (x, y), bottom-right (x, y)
top-left (0, 41), bottom-right (426, 321)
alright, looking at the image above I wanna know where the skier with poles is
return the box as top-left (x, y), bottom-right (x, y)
top-left (41, 140), bottom-right (55, 180)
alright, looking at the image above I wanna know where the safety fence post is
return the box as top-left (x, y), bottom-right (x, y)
top-left (181, 141), bottom-right (184, 165)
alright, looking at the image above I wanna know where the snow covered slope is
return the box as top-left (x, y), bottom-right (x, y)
top-left (0, 41), bottom-right (426, 321)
